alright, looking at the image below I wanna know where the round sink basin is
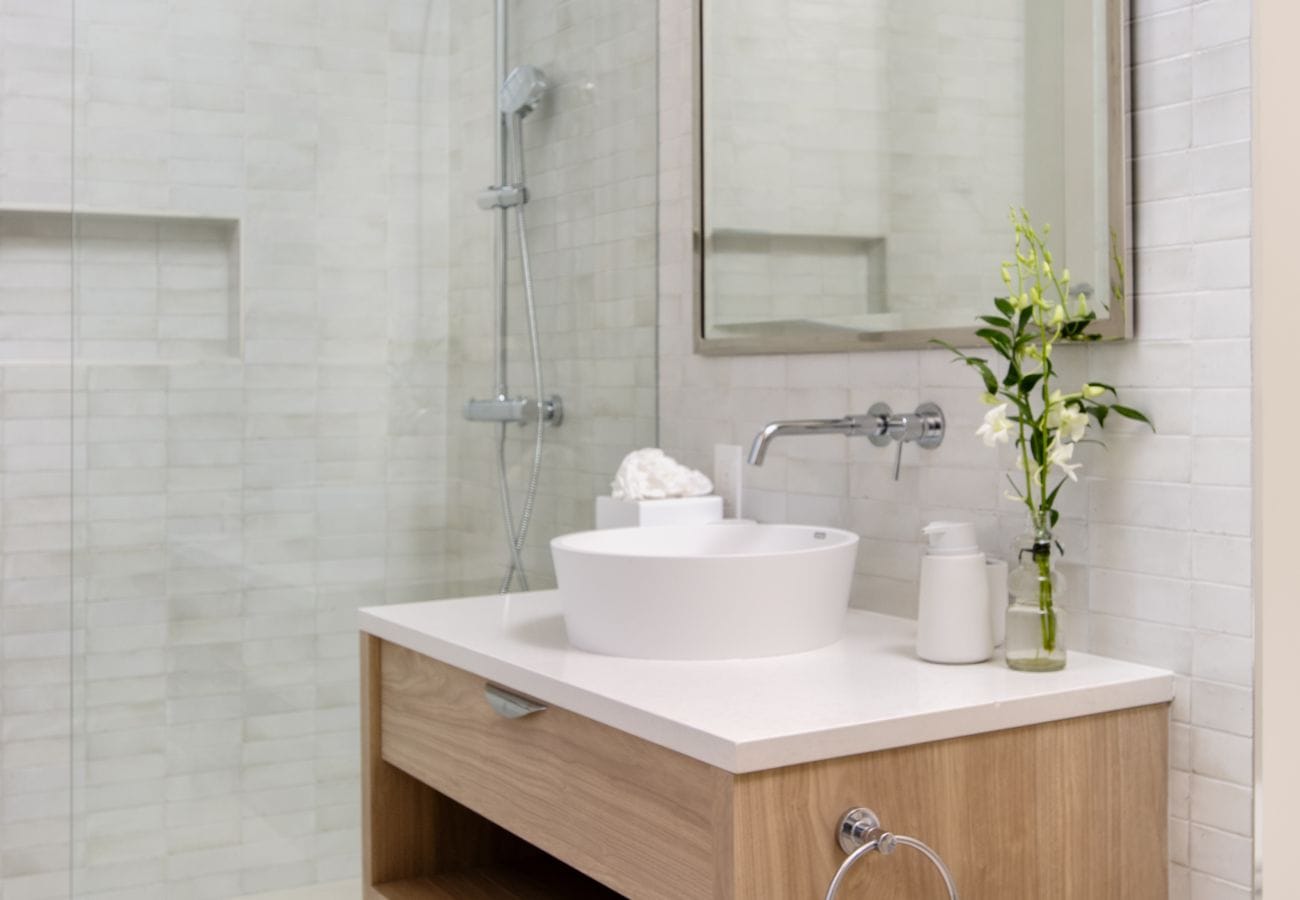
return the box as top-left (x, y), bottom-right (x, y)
top-left (551, 523), bottom-right (859, 660)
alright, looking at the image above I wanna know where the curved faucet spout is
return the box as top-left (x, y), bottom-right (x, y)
top-left (747, 417), bottom-right (869, 465)
top-left (746, 404), bottom-right (946, 477)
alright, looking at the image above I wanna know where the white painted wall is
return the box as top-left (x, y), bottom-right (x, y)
top-left (662, 0), bottom-right (1253, 896)
top-left (1253, 0), bottom-right (1298, 892)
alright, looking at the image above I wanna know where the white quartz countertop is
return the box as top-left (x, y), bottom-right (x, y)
top-left (358, 591), bottom-right (1174, 774)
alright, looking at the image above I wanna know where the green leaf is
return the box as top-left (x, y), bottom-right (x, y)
top-left (1002, 362), bottom-right (1021, 388)
top-left (1018, 306), bottom-right (1033, 330)
top-left (1044, 477), bottom-right (1069, 509)
top-left (978, 315), bottom-right (1012, 329)
top-left (1019, 372), bottom-right (1043, 394)
top-left (975, 328), bottom-right (1012, 356)
top-left (1089, 381), bottom-right (1118, 396)
top-left (929, 338), bottom-right (966, 358)
top-left (994, 297), bottom-right (1015, 318)
top-left (1005, 392), bottom-right (1034, 422)
top-left (970, 360), bottom-right (998, 394)
top-left (1111, 405), bottom-right (1156, 431)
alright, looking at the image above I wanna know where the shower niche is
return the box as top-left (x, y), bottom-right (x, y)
top-left (0, 206), bottom-right (241, 363)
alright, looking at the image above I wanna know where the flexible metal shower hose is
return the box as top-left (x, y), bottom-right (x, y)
top-left (498, 112), bottom-right (546, 594)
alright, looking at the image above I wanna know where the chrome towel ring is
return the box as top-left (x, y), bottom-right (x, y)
top-left (824, 808), bottom-right (960, 900)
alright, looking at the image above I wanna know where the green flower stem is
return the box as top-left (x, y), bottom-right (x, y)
top-left (1013, 228), bottom-right (1039, 520)
top-left (1036, 550), bottom-right (1056, 653)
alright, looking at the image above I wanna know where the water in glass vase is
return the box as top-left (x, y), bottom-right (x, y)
top-left (1005, 532), bottom-right (1067, 671)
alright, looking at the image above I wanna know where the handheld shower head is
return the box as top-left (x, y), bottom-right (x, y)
top-left (500, 65), bottom-right (548, 117)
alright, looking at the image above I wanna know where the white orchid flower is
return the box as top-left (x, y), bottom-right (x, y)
top-left (1044, 390), bottom-right (1087, 443)
top-left (975, 403), bottom-right (1013, 447)
top-left (1057, 405), bottom-right (1088, 443)
top-left (1046, 438), bottom-right (1082, 481)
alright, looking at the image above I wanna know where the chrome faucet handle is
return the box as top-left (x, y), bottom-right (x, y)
top-left (866, 402), bottom-right (946, 480)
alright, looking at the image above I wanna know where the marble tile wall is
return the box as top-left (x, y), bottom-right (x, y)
top-left (660, 0), bottom-right (1254, 896)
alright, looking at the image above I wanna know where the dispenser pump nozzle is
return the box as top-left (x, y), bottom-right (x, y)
top-left (921, 521), bottom-right (979, 556)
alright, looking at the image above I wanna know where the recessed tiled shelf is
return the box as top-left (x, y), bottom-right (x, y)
top-left (0, 206), bottom-right (241, 363)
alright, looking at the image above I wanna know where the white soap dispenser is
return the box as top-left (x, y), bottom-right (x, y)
top-left (916, 521), bottom-right (993, 664)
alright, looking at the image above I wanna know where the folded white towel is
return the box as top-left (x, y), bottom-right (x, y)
top-left (610, 448), bottom-right (713, 501)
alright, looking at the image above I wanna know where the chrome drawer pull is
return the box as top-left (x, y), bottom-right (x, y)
top-left (484, 684), bottom-right (547, 719)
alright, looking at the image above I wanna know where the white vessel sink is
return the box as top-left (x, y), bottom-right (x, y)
top-left (551, 523), bottom-right (859, 660)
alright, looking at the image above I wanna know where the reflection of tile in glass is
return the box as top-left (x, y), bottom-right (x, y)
top-left (706, 229), bottom-right (887, 327)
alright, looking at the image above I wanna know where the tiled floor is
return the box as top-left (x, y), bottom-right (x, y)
top-left (242, 881), bottom-right (361, 900)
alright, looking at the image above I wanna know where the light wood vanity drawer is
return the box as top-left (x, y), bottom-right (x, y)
top-left (377, 640), bottom-right (732, 900)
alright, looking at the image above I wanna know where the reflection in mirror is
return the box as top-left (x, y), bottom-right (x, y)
top-left (697, 0), bottom-right (1129, 353)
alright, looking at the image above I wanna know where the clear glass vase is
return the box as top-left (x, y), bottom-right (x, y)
top-left (1005, 525), bottom-right (1067, 671)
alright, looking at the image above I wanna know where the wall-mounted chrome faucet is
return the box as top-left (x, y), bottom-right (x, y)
top-left (747, 402), bottom-right (945, 479)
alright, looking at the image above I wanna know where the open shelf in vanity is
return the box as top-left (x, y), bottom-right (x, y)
top-left (361, 592), bottom-right (1175, 899)
top-left (372, 862), bottom-right (619, 900)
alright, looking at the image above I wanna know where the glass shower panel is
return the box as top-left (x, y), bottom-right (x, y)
top-left (0, 1), bottom-right (657, 898)
top-left (0, 3), bottom-right (76, 900)
top-left (66, 3), bottom-right (452, 897)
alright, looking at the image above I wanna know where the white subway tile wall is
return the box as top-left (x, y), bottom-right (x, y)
top-left (0, 1), bottom-right (657, 898)
top-left (660, 0), bottom-right (1253, 897)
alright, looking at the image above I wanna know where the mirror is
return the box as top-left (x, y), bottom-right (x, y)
top-left (694, 0), bottom-right (1131, 354)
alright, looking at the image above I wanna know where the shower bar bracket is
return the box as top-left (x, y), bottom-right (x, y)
top-left (477, 183), bottom-right (529, 210)
top-left (464, 394), bottom-right (563, 426)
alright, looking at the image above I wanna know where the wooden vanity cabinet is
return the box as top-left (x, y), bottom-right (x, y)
top-left (362, 635), bottom-right (1169, 899)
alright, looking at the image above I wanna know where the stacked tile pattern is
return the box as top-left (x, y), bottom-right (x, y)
top-left (0, 0), bottom-right (659, 896)
top-left (659, 0), bottom-right (1253, 896)
top-left (0, 1), bottom-right (455, 897)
